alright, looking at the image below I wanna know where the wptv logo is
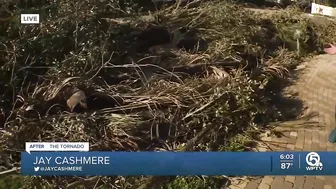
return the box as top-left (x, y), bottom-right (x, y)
top-left (305, 152), bottom-right (323, 171)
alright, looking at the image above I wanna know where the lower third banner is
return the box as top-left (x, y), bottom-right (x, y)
top-left (21, 152), bottom-right (336, 176)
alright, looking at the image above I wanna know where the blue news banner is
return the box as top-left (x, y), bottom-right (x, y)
top-left (21, 152), bottom-right (336, 176)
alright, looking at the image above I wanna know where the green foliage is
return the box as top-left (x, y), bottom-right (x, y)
top-left (163, 176), bottom-right (228, 189)
top-left (0, 176), bottom-right (24, 189)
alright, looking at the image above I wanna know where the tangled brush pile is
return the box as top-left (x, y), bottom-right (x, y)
top-left (0, 0), bottom-right (335, 188)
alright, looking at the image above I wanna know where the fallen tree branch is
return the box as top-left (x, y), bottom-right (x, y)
top-left (182, 91), bottom-right (229, 121)
top-left (99, 60), bottom-right (243, 85)
top-left (0, 167), bottom-right (21, 177)
top-left (104, 60), bottom-right (242, 71)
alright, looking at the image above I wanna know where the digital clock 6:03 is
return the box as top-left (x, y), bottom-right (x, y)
top-left (280, 154), bottom-right (294, 160)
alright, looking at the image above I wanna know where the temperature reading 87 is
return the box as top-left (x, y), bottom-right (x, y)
top-left (281, 162), bottom-right (293, 169)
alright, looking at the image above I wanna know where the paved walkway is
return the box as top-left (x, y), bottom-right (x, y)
top-left (229, 54), bottom-right (336, 189)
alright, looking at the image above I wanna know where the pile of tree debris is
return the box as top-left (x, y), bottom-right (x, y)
top-left (1, 0), bottom-right (336, 188)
